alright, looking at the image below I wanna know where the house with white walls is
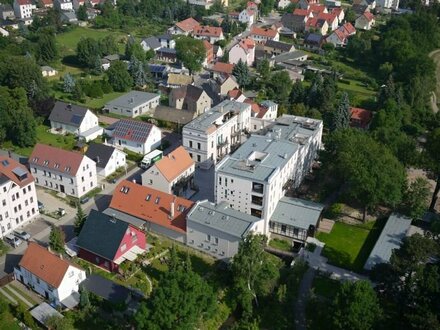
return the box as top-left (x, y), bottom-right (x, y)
top-left (85, 143), bottom-right (126, 178)
top-left (229, 38), bottom-right (255, 66)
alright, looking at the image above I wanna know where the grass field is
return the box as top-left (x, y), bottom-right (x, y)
top-left (317, 219), bottom-right (386, 272)
top-left (269, 238), bottom-right (292, 252)
top-left (0, 296), bottom-right (21, 330)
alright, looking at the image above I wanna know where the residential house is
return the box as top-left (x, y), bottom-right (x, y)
top-left (239, 8), bottom-right (256, 26)
top-left (293, 0), bottom-right (320, 9)
top-left (182, 100), bottom-right (251, 166)
top-left (149, 64), bottom-right (168, 80)
top-left (352, 4), bottom-right (369, 15)
top-left (0, 157), bottom-right (39, 238)
top-left (194, 26), bottom-right (225, 44)
top-left (72, 0), bottom-right (85, 9)
top-left (156, 48), bottom-right (177, 63)
top-left (85, 143), bottom-right (126, 178)
top-left (0, 4), bottom-right (15, 20)
top-left (326, 0), bottom-right (342, 7)
top-left (304, 33), bottom-right (325, 49)
top-left (203, 40), bottom-right (214, 65)
top-left (353, 0), bottom-right (376, 9)
top-left (331, 7), bottom-right (344, 21)
top-left (167, 73), bottom-right (194, 88)
top-left (105, 119), bottom-right (162, 155)
top-left (13, 0), bottom-right (35, 19)
top-left (317, 12), bottom-right (339, 31)
top-left (210, 62), bottom-right (234, 79)
top-left (105, 180), bottom-right (194, 242)
top-left (157, 34), bottom-right (175, 49)
top-left (76, 210), bottom-right (146, 272)
top-left (60, 11), bottom-right (77, 23)
top-left (213, 75), bottom-right (239, 97)
top-left (376, 0), bottom-right (398, 10)
top-left (215, 115), bottom-right (323, 235)
top-left (54, 0), bottom-right (73, 11)
top-left (305, 17), bottom-right (329, 35)
top-left (264, 40), bottom-right (295, 56)
top-left (104, 91), bottom-right (160, 118)
top-left (169, 85), bottom-right (212, 116)
top-left (188, 0), bottom-right (215, 9)
top-left (229, 38), bottom-right (255, 66)
top-left (355, 12), bottom-right (375, 30)
top-left (100, 54), bottom-right (120, 71)
top-left (167, 17), bottom-right (200, 36)
top-left (349, 107), bottom-right (373, 129)
top-left (326, 22), bottom-right (356, 47)
top-left (14, 242), bottom-right (86, 308)
top-left (309, 3), bottom-right (328, 15)
top-left (186, 200), bottom-right (259, 260)
top-left (213, 45), bottom-right (224, 59)
top-left (281, 13), bottom-right (308, 33)
top-left (140, 36), bottom-right (161, 52)
top-left (41, 66), bottom-right (58, 77)
top-left (269, 197), bottom-right (324, 247)
top-left (141, 146), bottom-right (195, 196)
top-left (250, 26), bottom-right (280, 43)
top-left (228, 88), bottom-right (247, 102)
top-left (258, 100), bottom-right (279, 120)
top-left (29, 144), bottom-right (98, 198)
top-left (49, 101), bottom-right (102, 142)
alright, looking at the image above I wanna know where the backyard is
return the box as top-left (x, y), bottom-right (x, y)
top-left (316, 219), bottom-right (386, 272)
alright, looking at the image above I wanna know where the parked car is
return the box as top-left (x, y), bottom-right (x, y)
top-left (14, 231), bottom-right (31, 241)
top-left (4, 234), bottom-right (23, 248)
top-left (80, 197), bottom-right (90, 204)
top-left (38, 201), bottom-right (44, 210)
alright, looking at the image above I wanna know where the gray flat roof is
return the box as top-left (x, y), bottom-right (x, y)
top-left (103, 208), bottom-right (145, 229)
top-left (187, 200), bottom-right (259, 238)
top-left (270, 197), bottom-right (324, 230)
top-left (30, 302), bottom-right (63, 325)
top-left (183, 100), bottom-right (250, 134)
top-left (105, 91), bottom-right (159, 110)
top-left (216, 115), bottom-right (322, 182)
top-left (364, 213), bottom-right (412, 270)
top-left (273, 50), bottom-right (308, 64)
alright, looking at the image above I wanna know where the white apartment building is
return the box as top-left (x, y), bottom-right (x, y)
top-left (13, 0), bottom-right (35, 19)
top-left (54, 0), bottom-right (73, 11)
top-left (0, 157), bottom-right (39, 238)
top-left (182, 100), bottom-right (251, 167)
top-left (376, 0), bottom-right (399, 10)
top-left (29, 144), bottom-right (98, 199)
top-left (215, 115), bottom-right (323, 235)
top-left (15, 242), bottom-right (86, 308)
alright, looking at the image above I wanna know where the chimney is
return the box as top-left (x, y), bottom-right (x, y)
top-left (67, 103), bottom-right (72, 111)
top-left (47, 245), bottom-right (52, 253)
top-left (170, 198), bottom-right (175, 219)
top-left (95, 156), bottom-right (100, 164)
top-left (132, 179), bottom-right (136, 184)
top-left (59, 253), bottom-right (63, 260)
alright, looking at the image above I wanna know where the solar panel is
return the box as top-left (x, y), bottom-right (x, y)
top-left (70, 114), bottom-right (83, 125)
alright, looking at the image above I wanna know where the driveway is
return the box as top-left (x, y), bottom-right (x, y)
top-left (36, 188), bottom-right (76, 215)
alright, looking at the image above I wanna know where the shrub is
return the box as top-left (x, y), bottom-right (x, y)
top-left (325, 203), bottom-right (344, 219)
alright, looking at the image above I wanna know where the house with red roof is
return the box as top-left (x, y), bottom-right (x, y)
top-left (203, 40), bottom-right (214, 65)
top-left (350, 107), bottom-right (373, 129)
top-left (309, 4), bottom-right (328, 15)
top-left (105, 180), bottom-right (195, 242)
top-left (210, 61), bottom-right (235, 79)
top-left (168, 17), bottom-right (201, 36)
top-left (239, 8), bottom-right (257, 26)
top-left (0, 156), bottom-right (39, 239)
top-left (141, 146), bottom-right (195, 196)
top-left (14, 242), bottom-right (86, 308)
top-left (40, 0), bottom-right (54, 8)
top-left (250, 26), bottom-right (280, 43)
top-left (305, 17), bottom-right (329, 35)
top-left (355, 11), bottom-right (375, 30)
top-left (317, 12), bottom-right (339, 31)
top-left (194, 26), bottom-right (225, 44)
top-left (29, 144), bottom-right (98, 198)
top-left (76, 210), bottom-right (146, 272)
top-left (331, 7), bottom-right (345, 22)
top-left (228, 88), bottom-right (247, 102)
top-left (229, 38), bottom-right (255, 66)
top-left (326, 22), bottom-right (356, 47)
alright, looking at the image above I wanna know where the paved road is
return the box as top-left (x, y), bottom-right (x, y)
top-left (294, 268), bottom-right (315, 330)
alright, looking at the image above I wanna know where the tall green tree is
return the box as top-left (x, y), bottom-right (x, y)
top-left (62, 73), bottom-right (76, 93)
top-left (401, 177), bottom-right (430, 219)
top-left (106, 60), bottom-right (133, 92)
top-left (232, 59), bottom-right (250, 89)
top-left (331, 92), bottom-right (350, 131)
top-left (256, 58), bottom-right (270, 81)
top-left (49, 225), bottom-right (65, 253)
top-left (332, 280), bottom-right (382, 330)
top-left (290, 80), bottom-right (305, 104)
top-left (99, 35), bottom-right (118, 56)
top-left (37, 33), bottom-right (58, 63)
top-left (76, 37), bottom-right (100, 68)
top-left (424, 128), bottom-right (440, 211)
top-left (128, 56), bottom-right (150, 87)
top-left (77, 4), bottom-right (88, 21)
top-left (267, 70), bottom-right (293, 105)
top-left (175, 36), bottom-right (206, 73)
top-left (74, 203), bottom-right (86, 235)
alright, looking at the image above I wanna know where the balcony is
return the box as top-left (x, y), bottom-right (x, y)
top-left (231, 130), bottom-right (241, 137)
top-left (217, 139), bottom-right (228, 148)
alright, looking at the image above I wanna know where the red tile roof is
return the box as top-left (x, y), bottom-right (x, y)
top-left (154, 146), bottom-right (194, 183)
top-left (293, 8), bottom-right (309, 16)
top-left (306, 17), bottom-right (326, 29)
top-left (194, 26), bottom-right (223, 38)
top-left (175, 17), bottom-right (200, 32)
top-left (251, 26), bottom-right (278, 38)
top-left (41, 0), bottom-right (53, 5)
top-left (363, 12), bottom-right (375, 21)
top-left (0, 156), bottom-right (34, 188)
top-left (110, 181), bottom-right (194, 233)
top-left (331, 7), bottom-right (343, 16)
top-left (309, 4), bottom-right (327, 14)
top-left (256, 107), bottom-right (268, 118)
top-left (318, 12), bottom-right (338, 24)
top-left (228, 88), bottom-right (243, 99)
top-left (29, 144), bottom-right (85, 176)
top-left (203, 40), bottom-right (213, 51)
top-left (239, 38), bottom-right (255, 52)
top-left (244, 99), bottom-right (261, 114)
top-left (19, 242), bottom-right (81, 288)
top-left (16, 0), bottom-right (32, 5)
top-left (212, 61), bottom-right (234, 75)
top-left (350, 107), bottom-right (373, 129)
top-left (342, 22), bottom-right (356, 35)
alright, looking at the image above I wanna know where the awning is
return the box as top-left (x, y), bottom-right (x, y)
top-left (61, 291), bottom-right (80, 309)
top-left (114, 245), bottom-right (145, 265)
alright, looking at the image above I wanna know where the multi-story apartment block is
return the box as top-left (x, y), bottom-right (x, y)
top-left (13, 0), bottom-right (35, 19)
top-left (215, 115), bottom-right (323, 235)
top-left (0, 157), bottom-right (39, 238)
top-left (29, 144), bottom-right (98, 199)
top-left (182, 100), bottom-right (251, 167)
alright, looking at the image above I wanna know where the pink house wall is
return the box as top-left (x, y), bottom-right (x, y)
top-left (113, 225), bottom-right (146, 261)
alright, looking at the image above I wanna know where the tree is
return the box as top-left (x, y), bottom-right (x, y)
top-left (49, 225), bottom-right (65, 253)
top-left (256, 58), bottom-right (270, 81)
top-left (322, 129), bottom-right (406, 221)
top-left (125, 39), bottom-right (146, 62)
top-left (106, 60), bottom-right (133, 92)
top-left (260, 0), bottom-right (275, 16)
top-left (62, 73), bottom-right (76, 93)
top-left (128, 56), bottom-right (150, 87)
top-left (332, 280), bottom-right (382, 330)
top-left (331, 92), bottom-right (350, 131)
top-left (79, 285), bottom-right (90, 310)
top-left (99, 35), bottom-right (118, 56)
top-left (74, 203), bottom-right (86, 235)
top-left (77, 4), bottom-right (88, 21)
top-left (135, 248), bottom-right (217, 330)
top-left (37, 33), bottom-right (58, 63)
top-left (232, 59), bottom-right (250, 89)
top-left (45, 315), bottom-right (74, 330)
top-left (231, 234), bottom-right (281, 318)
top-left (424, 128), bottom-right (440, 211)
top-left (175, 36), bottom-right (206, 73)
top-left (267, 70), bottom-right (293, 105)
top-left (76, 37), bottom-right (100, 68)
top-left (290, 80), bottom-right (305, 104)
top-left (401, 177), bottom-right (430, 219)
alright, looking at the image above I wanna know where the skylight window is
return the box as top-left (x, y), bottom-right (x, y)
top-left (155, 197), bottom-right (160, 204)
top-left (146, 194), bottom-right (151, 201)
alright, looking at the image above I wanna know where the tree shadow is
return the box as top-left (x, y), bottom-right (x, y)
top-left (322, 246), bottom-right (352, 270)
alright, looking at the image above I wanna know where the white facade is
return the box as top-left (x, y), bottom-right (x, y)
top-left (141, 162), bottom-right (195, 194)
top-left (182, 100), bottom-right (252, 166)
top-left (229, 42), bottom-right (255, 66)
top-left (376, 0), bottom-right (398, 9)
top-left (105, 93), bottom-right (160, 118)
top-left (54, 0), bottom-right (73, 10)
top-left (13, 0), bottom-right (35, 19)
top-left (30, 157), bottom-right (98, 198)
top-left (0, 173), bottom-right (39, 239)
top-left (50, 110), bottom-right (102, 142)
top-left (215, 116), bottom-right (323, 235)
top-left (97, 149), bottom-right (126, 178)
top-left (109, 125), bottom-right (162, 155)
top-left (239, 9), bottom-right (255, 26)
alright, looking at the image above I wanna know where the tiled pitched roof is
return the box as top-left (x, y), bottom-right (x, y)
top-left (293, 8), bottom-right (309, 16)
top-left (170, 85), bottom-right (205, 102)
top-left (251, 26), bottom-right (278, 38)
top-left (49, 101), bottom-right (89, 128)
top-left (363, 12), bottom-right (375, 21)
top-left (350, 107), bottom-right (373, 128)
top-left (167, 73), bottom-right (194, 86)
top-left (154, 146), bottom-right (194, 182)
top-left (19, 242), bottom-right (81, 288)
top-left (244, 99), bottom-right (261, 113)
top-left (0, 156), bottom-right (34, 188)
top-left (194, 26), bottom-right (223, 37)
top-left (76, 209), bottom-right (129, 261)
top-left (318, 12), bottom-right (338, 23)
top-left (342, 22), bottom-right (356, 35)
top-left (29, 144), bottom-right (85, 176)
top-left (227, 88), bottom-right (243, 99)
top-left (109, 180), bottom-right (194, 233)
top-left (239, 38), bottom-right (255, 52)
top-left (309, 4), bottom-right (327, 14)
top-left (211, 62), bottom-right (234, 75)
top-left (265, 39), bottom-right (294, 52)
top-left (175, 17), bottom-right (200, 32)
top-left (110, 119), bottom-right (155, 143)
top-left (16, 0), bottom-right (32, 5)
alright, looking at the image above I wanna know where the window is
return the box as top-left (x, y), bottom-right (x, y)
top-left (81, 176), bottom-right (84, 182)
top-left (2, 200), bottom-right (5, 206)
top-left (197, 155), bottom-right (201, 162)
top-left (25, 200), bottom-right (28, 207)
top-left (28, 186), bottom-right (31, 192)
top-left (218, 177), bottom-right (222, 185)
top-left (59, 175), bottom-right (62, 181)
top-left (189, 141), bottom-right (193, 148)
top-left (155, 197), bottom-right (160, 204)
top-left (215, 237), bottom-right (219, 245)
top-left (83, 187), bottom-right (85, 192)
top-left (11, 195), bottom-right (15, 202)
top-left (33, 168), bottom-right (37, 174)
top-left (89, 172), bottom-right (92, 177)
top-left (120, 244), bottom-right (127, 252)
top-left (197, 142), bottom-right (201, 150)
top-left (30, 197), bottom-right (33, 203)
top-left (206, 234), bottom-right (211, 242)
top-left (146, 194), bottom-right (151, 201)
top-left (281, 225), bottom-right (287, 234)
top-left (70, 178), bottom-right (74, 184)
top-left (90, 182), bottom-right (93, 187)
top-left (71, 189), bottom-right (75, 194)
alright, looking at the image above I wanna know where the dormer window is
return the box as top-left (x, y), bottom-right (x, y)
top-left (43, 160), bottom-right (49, 166)
top-left (65, 166), bottom-right (71, 173)
top-left (146, 194), bottom-right (151, 201)
top-left (54, 163), bottom-right (60, 169)
top-left (155, 197), bottom-right (160, 204)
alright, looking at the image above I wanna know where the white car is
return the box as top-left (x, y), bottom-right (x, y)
top-left (14, 231), bottom-right (31, 241)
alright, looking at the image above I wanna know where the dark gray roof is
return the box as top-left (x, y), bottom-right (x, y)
top-left (82, 274), bottom-right (130, 304)
top-left (157, 34), bottom-right (173, 41)
top-left (49, 101), bottom-right (89, 127)
top-left (109, 119), bottom-right (155, 143)
top-left (281, 13), bottom-right (306, 31)
top-left (149, 64), bottom-right (167, 73)
top-left (265, 40), bottom-right (294, 53)
top-left (141, 36), bottom-right (161, 50)
top-left (157, 47), bottom-right (177, 54)
top-left (0, 4), bottom-right (13, 12)
top-left (76, 210), bottom-right (129, 261)
top-left (305, 33), bottom-right (324, 45)
top-left (170, 84), bottom-right (205, 102)
top-left (103, 208), bottom-right (145, 228)
top-left (85, 143), bottom-right (116, 168)
top-left (271, 197), bottom-right (324, 230)
top-left (364, 213), bottom-right (412, 270)
top-left (352, 4), bottom-right (368, 14)
top-left (187, 201), bottom-right (259, 238)
top-left (105, 91), bottom-right (160, 110)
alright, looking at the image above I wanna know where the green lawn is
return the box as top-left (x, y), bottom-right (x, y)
top-left (0, 296), bottom-right (21, 330)
top-left (312, 275), bottom-right (341, 300)
top-left (317, 220), bottom-right (385, 272)
top-left (269, 238), bottom-right (292, 252)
